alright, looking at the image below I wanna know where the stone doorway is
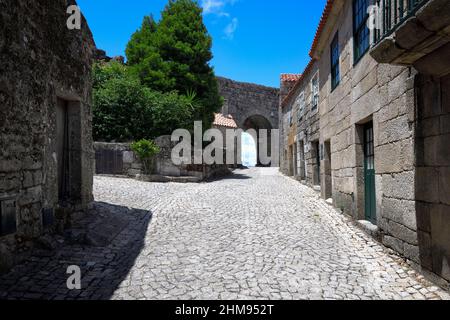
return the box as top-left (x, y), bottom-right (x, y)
top-left (298, 140), bottom-right (306, 180)
top-left (313, 141), bottom-right (321, 186)
top-left (56, 98), bottom-right (82, 206)
top-left (363, 122), bottom-right (376, 224)
top-left (323, 140), bottom-right (332, 199)
top-left (292, 142), bottom-right (298, 177)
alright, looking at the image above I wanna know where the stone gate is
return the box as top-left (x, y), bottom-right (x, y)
top-left (217, 77), bottom-right (279, 131)
top-left (216, 77), bottom-right (280, 166)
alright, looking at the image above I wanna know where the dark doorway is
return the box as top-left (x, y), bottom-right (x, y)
top-left (323, 140), bottom-right (332, 199)
top-left (56, 99), bottom-right (69, 202)
top-left (364, 122), bottom-right (376, 223)
top-left (299, 141), bottom-right (306, 180)
top-left (314, 141), bottom-right (321, 186)
top-left (56, 98), bottom-right (82, 206)
top-left (293, 142), bottom-right (298, 176)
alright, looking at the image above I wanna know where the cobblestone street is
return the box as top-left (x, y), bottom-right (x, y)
top-left (1, 168), bottom-right (449, 300)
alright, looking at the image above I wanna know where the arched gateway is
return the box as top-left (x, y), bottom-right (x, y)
top-left (215, 77), bottom-right (280, 166)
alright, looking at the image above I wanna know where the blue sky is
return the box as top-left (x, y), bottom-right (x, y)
top-left (77, 0), bottom-right (327, 88)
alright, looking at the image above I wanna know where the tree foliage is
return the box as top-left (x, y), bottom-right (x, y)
top-left (126, 0), bottom-right (222, 127)
top-left (92, 61), bottom-right (194, 142)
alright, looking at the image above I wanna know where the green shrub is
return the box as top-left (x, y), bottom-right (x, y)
top-left (131, 139), bottom-right (161, 174)
top-left (92, 62), bottom-right (194, 142)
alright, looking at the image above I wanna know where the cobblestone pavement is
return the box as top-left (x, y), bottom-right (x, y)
top-left (1, 168), bottom-right (449, 300)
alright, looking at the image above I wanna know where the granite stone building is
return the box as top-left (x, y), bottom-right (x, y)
top-left (0, 0), bottom-right (96, 271)
top-left (280, 0), bottom-right (450, 283)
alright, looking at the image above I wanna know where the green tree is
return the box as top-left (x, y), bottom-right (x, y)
top-left (126, 0), bottom-right (222, 128)
top-left (92, 61), bottom-right (194, 142)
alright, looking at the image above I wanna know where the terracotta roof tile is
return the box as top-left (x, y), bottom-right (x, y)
top-left (281, 74), bottom-right (302, 82)
top-left (281, 59), bottom-right (316, 108)
top-left (309, 0), bottom-right (335, 58)
top-left (213, 113), bottom-right (238, 129)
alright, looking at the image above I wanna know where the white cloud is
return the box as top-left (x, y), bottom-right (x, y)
top-left (202, 0), bottom-right (239, 40)
top-left (201, 0), bottom-right (237, 16)
top-left (202, 0), bottom-right (226, 15)
top-left (223, 17), bottom-right (238, 40)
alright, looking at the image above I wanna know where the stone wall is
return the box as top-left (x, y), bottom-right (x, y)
top-left (415, 74), bottom-right (450, 281)
top-left (280, 62), bottom-right (321, 188)
top-left (217, 77), bottom-right (279, 130)
top-left (0, 0), bottom-right (95, 271)
top-left (94, 137), bottom-right (231, 181)
top-left (315, 0), bottom-right (418, 262)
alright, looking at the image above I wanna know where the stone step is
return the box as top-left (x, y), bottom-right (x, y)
top-left (136, 175), bottom-right (202, 183)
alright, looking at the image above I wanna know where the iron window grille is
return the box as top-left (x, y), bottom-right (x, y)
top-left (373, 0), bottom-right (429, 44)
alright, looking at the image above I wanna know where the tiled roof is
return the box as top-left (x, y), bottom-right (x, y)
top-left (281, 74), bottom-right (302, 82)
top-left (281, 59), bottom-right (316, 108)
top-left (213, 113), bottom-right (238, 129)
top-left (309, 0), bottom-right (335, 58)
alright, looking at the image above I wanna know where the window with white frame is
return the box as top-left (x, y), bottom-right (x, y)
top-left (296, 91), bottom-right (306, 121)
top-left (311, 73), bottom-right (319, 110)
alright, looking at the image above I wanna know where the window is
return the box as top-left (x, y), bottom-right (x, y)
top-left (311, 73), bottom-right (319, 110)
top-left (287, 110), bottom-right (292, 126)
top-left (296, 92), bottom-right (306, 121)
top-left (353, 0), bottom-right (370, 63)
top-left (330, 32), bottom-right (340, 91)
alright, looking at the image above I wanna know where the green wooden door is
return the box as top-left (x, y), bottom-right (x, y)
top-left (364, 123), bottom-right (376, 223)
top-left (316, 142), bottom-right (321, 185)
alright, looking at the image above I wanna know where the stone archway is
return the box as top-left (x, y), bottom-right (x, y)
top-left (243, 115), bottom-right (273, 167)
top-left (216, 77), bottom-right (280, 167)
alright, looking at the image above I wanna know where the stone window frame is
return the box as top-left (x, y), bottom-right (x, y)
top-left (353, 0), bottom-right (371, 64)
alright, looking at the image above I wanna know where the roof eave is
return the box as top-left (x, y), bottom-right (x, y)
top-left (309, 0), bottom-right (345, 59)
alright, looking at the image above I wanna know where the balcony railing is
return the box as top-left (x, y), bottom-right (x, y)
top-left (373, 0), bottom-right (430, 44)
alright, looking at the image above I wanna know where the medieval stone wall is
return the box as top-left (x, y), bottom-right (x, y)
top-left (217, 77), bottom-right (279, 130)
top-left (0, 0), bottom-right (95, 271)
top-left (94, 138), bottom-right (231, 181)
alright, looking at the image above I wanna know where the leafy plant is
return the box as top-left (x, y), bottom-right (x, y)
top-left (131, 139), bottom-right (161, 174)
top-left (92, 61), bottom-right (194, 141)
